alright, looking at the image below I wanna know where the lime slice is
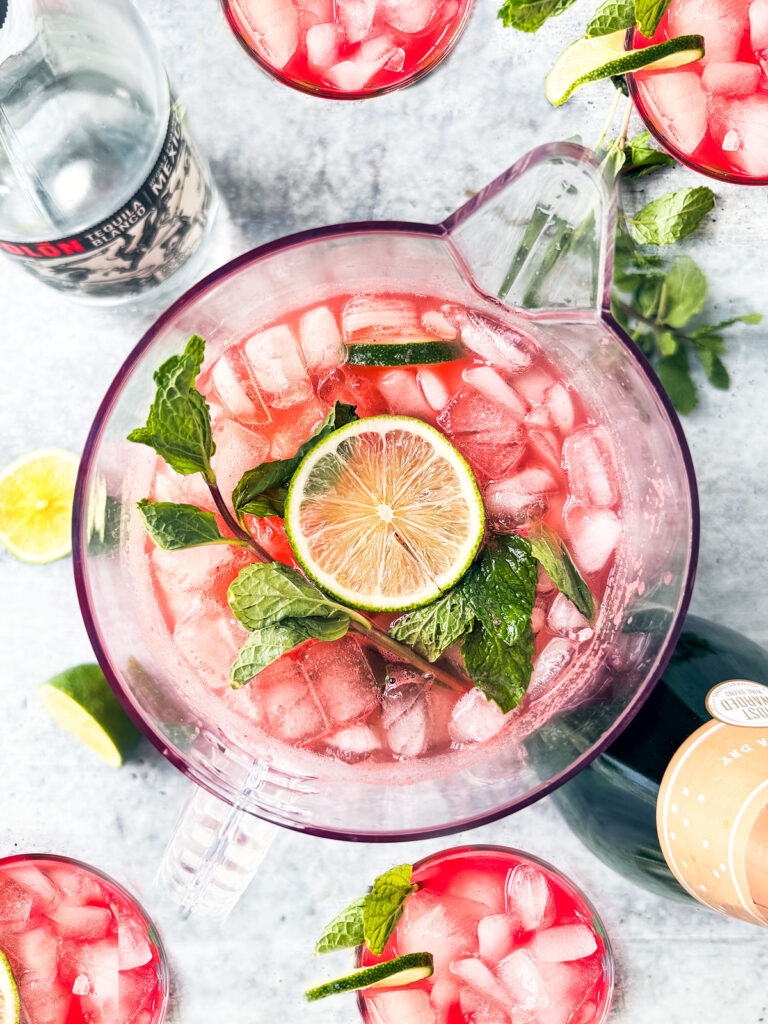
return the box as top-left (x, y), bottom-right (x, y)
top-left (39, 664), bottom-right (142, 768)
top-left (0, 951), bottom-right (20, 1024)
top-left (546, 31), bottom-right (705, 106)
top-left (347, 338), bottom-right (464, 367)
top-left (305, 952), bottom-right (434, 1002)
top-left (0, 448), bottom-right (79, 563)
top-left (285, 416), bottom-right (485, 613)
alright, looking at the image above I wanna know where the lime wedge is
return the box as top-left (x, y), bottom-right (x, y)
top-left (39, 664), bottom-right (142, 768)
top-left (546, 31), bottom-right (705, 106)
top-left (0, 951), bottom-right (20, 1024)
top-left (0, 448), bottom-right (79, 563)
top-left (347, 338), bottom-right (464, 367)
top-left (305, 952), bottom-right (434, 1002)
top-left (285, 416), bottom-right (485, 613)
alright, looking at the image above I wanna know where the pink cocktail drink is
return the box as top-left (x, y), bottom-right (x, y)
top-left (0, 855), bottom-right (167, 1024)
top-left (358, 846), bottom-right (613, 1024)
top-left (131, 291), bottom-right (625, 770)
top-left (631, 0), bottom-right (768, 182)
top-left (222, 0), bottom-right (473, 97)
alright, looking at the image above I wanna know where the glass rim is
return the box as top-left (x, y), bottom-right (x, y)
top-left (626, 27), bottom-right (768, 187)
top-left (354, 843), bottom-right (616, 1024)
top-left (218, 0), bottom-right (475, 100)
top-left (0, 852), bottom-right (170, 1023)
top-left (72, 143), bottom-right (701, 842)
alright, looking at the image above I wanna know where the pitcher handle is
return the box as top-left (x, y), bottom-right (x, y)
top-left (158, 777), bottom-right (278, 921)
top-left (442, 142), bottom-right (617, 317)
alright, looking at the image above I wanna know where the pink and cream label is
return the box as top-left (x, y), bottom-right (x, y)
top-left (657, 681), bottom-right (768, 927)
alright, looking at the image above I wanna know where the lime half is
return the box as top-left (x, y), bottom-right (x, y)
top-left (0, 448), bottom-right (79, 563)
top-left (305, 952), bottom-right (434, 1002)
top-left (285, 416), bottom-right (484, 613)
top-left (0, 951), bottom-right (20, 1024)
top-left (39, 664), bottom-right (142, 768)
top-left (546, 31), bottom-right (705, 105)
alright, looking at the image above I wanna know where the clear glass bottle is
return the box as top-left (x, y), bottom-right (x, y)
top-left (0, 0), bottom-right (215, 300)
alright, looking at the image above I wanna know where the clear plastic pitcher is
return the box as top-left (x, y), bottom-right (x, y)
top-left (72, 142), bottom-right (699, 920)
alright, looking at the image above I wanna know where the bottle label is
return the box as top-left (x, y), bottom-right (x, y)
top-left (657, 680), bottom-right (768, 926)
top-left (0, 100), bottom-right (212, 297)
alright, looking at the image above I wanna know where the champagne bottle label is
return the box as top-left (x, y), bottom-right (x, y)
top-left (0, 100), bottom-right (212, 296)
top-left (657, 680), bottom-right (768, 926)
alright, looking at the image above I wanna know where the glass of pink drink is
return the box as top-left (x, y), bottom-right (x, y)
top-left (74, 144), bottom-right (698, 920)
top-left (358, 847), bottom-right (613, 1024)
top-left (0, 855), bottom-right (168, 1024)
top-left (630, 0), bottom-right (768, 183)
top-left (221, 0), bottom-right (474, 98)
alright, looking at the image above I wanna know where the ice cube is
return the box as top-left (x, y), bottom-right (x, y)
top-left (484, 467), bottom-right (558, 527)
top-left (231, 0), bottom-right (299, 67)
top-left (382, 0), bottom-right (436, 32)
top-left (444, 871), bottom-right (506, 916)
top-left (211, 417), bottom-right (271, 500)
top-left (457, 984), bottom-right (510, 1024)
top-left (173, 598), bottom-right (247, 688)
top-left (342, 295), bottom-right (422, 341)
top-left (325, 723), bottom-right (382, 761)
top-left (0, 877), bottom-right (32, 924)
top-left (336, 0), bottom-right (377, 41)
top-left (513, 365), bottom-right (554, 405)
top-left (417, 368), bottom-right (451, 412)
top-left (381, 679), bottom-right (430, 758)
top-left (361, 30), bottom-right (399, 63)
top-left (563, 426), bottom-right (619, 508)
top-left (534, 960), bottom-right (601, 1024)
top-left (305, 22), bottom-right (344, 69)
top-left (422, 310), bottom-right (459, 339)
top-left (463, 366), bottom-right (528, 422)
top-left (478, 914), bottom-right (518, 962)
top-left (536, 563), bottom-right (556, 595)
top-left (450, 957), bottom-right (511, 1006)
top-left (298, 305), bottom-right (346, 371)
top-left (5, 865), bottom-right (59, 912)
top-left (566, 507), bottom-right (621, 574)
top-left (528, 924), bottom-right (598, 963)
top-left (708, 94), bottom-right (768, 175)
top-left (326, 55), bottom-right (389, 90)
top-left (750, 0), bottom-right (768, 50)
top-left (454, 312), bottom-right (538, 372)
top-left (300, 637), bottom-right (380, 726)
top-left (151, 542), bottom-right (248, 597)
top-left (639, 71), bottom-right (708, 154)
top-left (505, 864), bottom-right (555, 932)
top-left (366, 988), bottom-right (437, 1024)
top-left (378, 368), bottom-right (434, 420)
top-left (449, 687), bottom-right (509, 745)
top-left (244, 324), bottom-right (313, 408)
top-left (16, 977), bottom-right (71, 1024)
top-left (438, 386), bottom-right (525, 479)
top-left (668, 0), bottom-right (747, 63)
top-left (248, 656), bottom-right (328, 743)
top-left (546, 594), bottom-right (594, 645)
top-left (318, 367), bottom-right (388, 417)
top-left (73, 974), bottom-right (90, 996)
top-left (151, 462), bottom-right (214, 509)
top-left (117, 914), bottom-right (153, 971)
top-left (8, 927), bottom-right (58, 982)
top-left (58, 936), bottom-right (118, 991)
top-left (396, 890), bottom-right (484, 972)
top-left (702, 61), bottom-right (762, 95)
top-left (542, 383), bottom-right (575, 434)
top-left (50, 905), bottom-right (112, 941)
top-left (496, 949), bottom-right (550, 1013)
top-left (527, 638), bottom-right (576, 704)
top-left (211, 351), bottom-right (270, 424)
top-left (527, 429), bottom-right (562, 473)
top-left (46, 867), bottom-right (104, 905)
top-left (430, 976), bottom-right (461, 1023)
top-left (117, 964), bottom-right (157, 1023)
top-left (296, 0), bottom-right (334, 26)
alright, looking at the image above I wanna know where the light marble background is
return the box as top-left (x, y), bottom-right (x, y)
top-left (1, 1), bottom-right (768, 1021)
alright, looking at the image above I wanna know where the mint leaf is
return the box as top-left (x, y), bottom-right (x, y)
top-left (497, 0), bottom-right (577, 31)
top-left (388, 588), bottom-right (475, 662)
top-left (695, 348), bottom-right (730, 390)
top-left (314, 897), bottom-right (367, 955)
top-left (629, 187), bottom-right (714, 245)
top-left (363, 865), bottom-right (417, 956)
top-left (463, 535), bottom-right (538, 647)
top-left (656, 345), bottom-right (698, 414)
top-left (137, 499), bottom-right (234, 551)
top-left (462, 621), bottom-right (535, 714)
top-left (635, 0), bottom-right (672, 37)
top-left (528, 525), bottom-right (594, 620)
top-left (586, 0), bottom-right (635, 37)
top-left (230, 614), bottom-right (350, 687)
top-left (228, 562), bottom-right (348, 631)
top-left (232, 402), bottom-right (357, 519)
top-left (624, 132), bottom-right (676, 175)
top-left (692, 313), bottom-right (762, 334)
top-left (127, 335), bottom-right (216, 481)
top-left (661, 256), bottom-right (707, 328)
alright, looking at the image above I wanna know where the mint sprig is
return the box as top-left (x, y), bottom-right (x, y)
top-left (137, 500), bottom-right (238, 551)
top-left (585, 0), bottom-right (635, 38)
top-left (628, 187), bottom-right (714, 246)
top-left (528, 525), bottom-right (594, 620)
top-left (497, 0), bottom-right (577, 32)
top-left (635, 0), bottom-right (673, 37)
top-left (388, 588), bottom-right (475, 663)
top-left (315, 865), bottom-right (416, 957)
top-left (462, 621), bottom-right (535, 713)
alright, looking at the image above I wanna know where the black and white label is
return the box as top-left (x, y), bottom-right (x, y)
top-left (0, 100), bottom-right (212, 297)
top-left (706, 680), bottom-right (768, 728)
